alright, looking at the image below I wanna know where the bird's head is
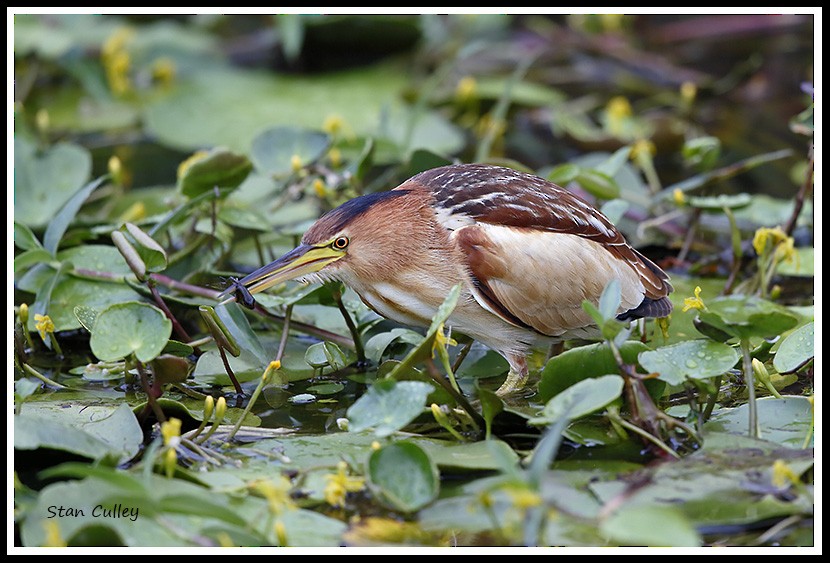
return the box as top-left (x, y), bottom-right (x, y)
top-left (226, 189), bottom-right (422, 298)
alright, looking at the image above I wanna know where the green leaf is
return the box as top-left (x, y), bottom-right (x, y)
top-left (13, 137), bottom-right (92, 229)
top-left (13, 248), bottom-right (52, 273)
top-left (414, 438), bottom-right (519, 472)
top-left (73, 305), bottom-right (98, 332)
top-left (682, 135), bottom-right (721, 171)
top-left (529, 374), bottom-right (624, 426)
top-left (477, 386), bottom-right (504, 440)
top-left (694, 295), bottom-right (800, 341)
top-left (34, 276), bottom-right (137, 333)
top-left (368, 441), bottom-right (439, 512)
top-left (538, 341), bottom-right (649, 402)
top-left (177, 147), bottom-right (253, 198)
top-left (250, 126), bottom-right (330, 176)
top-left (601, 505), bottom-right (702, 547)
top-left (598, 279), bottom-right (621, 320)
top-left (364, 328), bottom-right (424, 363)
top-left (214, 301), bottom-right (267, 363)
top-left (347, 379), bottom-right (433, 437)
top-left (90, 302), bottom-right (173, 363)
top-left (124, 223), bottom-right (168, 273)
top-left (43, 175), bottom-right (107, 255)
top-left (703, 396), bottom-right (813, 448)
top-left (547, 163), bottom-right (580, 185)
top-left (13, 221), bottom-right (43, 251)
top-left (686, 193), bottom-right (752, 211)
top-left (773, 321), bottom-right (814, 373)
top-left (575, 167), bottom-right (620, 200)
top-left (304, 341), bottom-right (349, 370)
top-left (638, 340), bottom-right (740, 386)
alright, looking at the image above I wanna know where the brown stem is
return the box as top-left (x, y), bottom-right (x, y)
top-left (333, 287), bottom-right (365, 363)
top-left (783, 146), bottom-right (814, 237)
top-left (137, 359), bottom-right (167, 424)
top-left (216, 340), bottom-right (243, 395)
top-left (147, 279), bottom-right (192, 343)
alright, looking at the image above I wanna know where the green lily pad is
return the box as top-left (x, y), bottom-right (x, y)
top-left (13, 137), bottom-right (92, 229)
top-left (638, 340), bottom-right (740, 385)
top-left (773, 322), bottom-right (814, 373)
top-left (250, 126), bottom-right (330, 177)
top-left (600, 504), bottom-right (702, 547)
top-left (368, 441), bottom-right (439, 513)
top-left (304, 341), bottom-right (349, 370)
top-left (347, 379), bottom-right (433, 437)
top-left (694, 295), bottom-right (800, 341)
top-left (529, 374), bottom-right (624, 426)
top-left (33, 276), bottom-right (138, 333)
top-left (703, 396), bottom-right (813, 448)
top-left (90, 301), bottom-right (172, 363)
top-left (177, 147), bottom-right (253, 198)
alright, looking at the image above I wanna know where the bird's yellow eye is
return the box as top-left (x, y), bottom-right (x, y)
top-left (332, 236), bottom-right (349, 250)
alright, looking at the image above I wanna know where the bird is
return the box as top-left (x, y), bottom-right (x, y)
top-left (225, 163), bottom-right (673, 395)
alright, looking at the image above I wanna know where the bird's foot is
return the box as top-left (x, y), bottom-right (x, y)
top-left (495, 368), bottom-right (529, 396)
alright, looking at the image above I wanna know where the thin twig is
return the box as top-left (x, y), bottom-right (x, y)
top-left (333, 288), bottom-right (365, 363)
top-left (783, 145), bottom-right (814, 237)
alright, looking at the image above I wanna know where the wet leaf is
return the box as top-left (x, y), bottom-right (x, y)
top-left (304, 341), bottom-right (349, 370)
top-left (368, 441), bottom-right (439, 512)
top-left (347, 379), bottom-right (433, 437)
top-left (694, 295), bottom-right (800, 341)
top-left (638, 340), bottom-right (739, 385)
top-left (250, 126), bottom-right (330, 177)
top-left (703, 396), bottom-right (813, 448)
top-left (90, 302), bottom-right (172, 363)
top-left (773, 322), bottom-right (814, 373)
top-left (38, 276), bottom-right (137, 333)
top-left (529, 374), bottom-right (624, 426)
top-left (416, 438), bottom-right (518, 472)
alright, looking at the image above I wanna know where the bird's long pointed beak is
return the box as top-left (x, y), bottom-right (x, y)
top-left (220, 243), bottom-right (343, 300)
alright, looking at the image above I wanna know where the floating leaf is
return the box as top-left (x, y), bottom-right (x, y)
top-left (250, 126), bottom-right (330, 177)
top-left (13, 137), bottom-right (92, 229)
top-left (304, 341), bottom-right (349, 371)
top-left (368, 441), bottom-right (439, 512)
top-left (773, 322), bottom-right (814, 373)
top-left (694, 295), bottom-right (799, 341)
top-left (600, 505), bottom-right (702, 547)
top-left (703, 396), bottom-right (813, 448)
top-left (90, 302), bottom-right (172, 363)
top-left (177, 147), bottom-right (253, 198)
top-left (638, 340), bottom-right (740, 386)
top-left (529, 374), bottom-right (624, 426)
top-left (347, 379), bottom-right (433, 437)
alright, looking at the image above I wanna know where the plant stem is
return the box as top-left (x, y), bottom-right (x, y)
top-left (741, 339), bottom-right (759, 438)
top-left (333, 288), bottom-right (365, 363)
top-left (21, 363), bottom-right (67, 389)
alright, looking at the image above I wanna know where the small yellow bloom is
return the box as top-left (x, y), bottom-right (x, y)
top-left (630, 138), bottom-right (656, 161)
top-left (117, 202), bottom-right (146, 223)
top-left (680, 81), bottom-right (698, 105)
top-left (106, 50), bottom-right (132, 96)
top-left (19, 303), bottom-right (29, 325)
top-left (216, 532), bottom-right (236, 547)
top-left (432, 322), bottom-right (458, 359)
top-left (312, 178), bottom-right (328, 198)
top-left (214, 396), bottom-right (227, 422)
top-left (101, 27), bottom-right (135, 61)
top-left (371, 440), bottom-right (381, 451)
top-left (605, 96), bottom-right (633, 137)
top-left (323, 114), bottom-right (345, 136)
top-left (43, 520), bottom-right (67, 547)
top-left (455, 76), bottom-right (477, 102)
top-left (771, 459), bottom-right (800, 488)
top-left (328, 147), bottom-right (342, 168)
top-left (177, 150), bottom-right (210, 179)
top-left (151, 57), bottom-right (176, 87)
top-left (323, 461), bottom-right (365, 508)
top-left (290, 154), bottom-right (303, 173)
top-left (508, 487), bottom-right (543, 510)
top-left (254, 476), bottom-right (295, 515)
top-left (681, 286), bottom-right (706, 313)
top-left (655, 316), bottom-right (671, 339)
top-left (773, 235), bottom-right (797, 264)
top-left (161, 417), bottom-right (182, 446)
top-left (752, 226), bottom-right (789, 257)
top-left (164, 447), bottom-right (178, 478)
top-left (34, 314), bottom-right (55, 341)
top-left (36, 108), bottom-right (50, 133)
top-left (673, 188), bottom-right (686, 206)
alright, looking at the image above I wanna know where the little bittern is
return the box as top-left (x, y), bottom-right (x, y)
top-left (228, 164), bottom-right (672, 394)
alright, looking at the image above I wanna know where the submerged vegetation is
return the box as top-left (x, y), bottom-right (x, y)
top-left (13, 13), bottom-right (814, 549)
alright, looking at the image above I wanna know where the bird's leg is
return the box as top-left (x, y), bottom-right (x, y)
top-left (495, 353), bottom-right (529, 396)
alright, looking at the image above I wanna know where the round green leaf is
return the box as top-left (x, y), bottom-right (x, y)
top-left (601, 504), bottom-right (702, 547)
top-left (368, 441), bottom-right (439, 513)
top-left (530, 374), bottom-right (624, 426)
top-left (250, 126), bottom-right (330, 176)
top-left (347, 379), bottom-right (433, 437)
top-left (13, 137), bottom-right (92, 228)
top-left (177, 147), bottom-right (253, 198)
top-left (639, 340), bottom-right (740, 386)
top-left (703, 396), bottom-right (813, 448)
top-left (773, 322), bottom-right (814, 373)
top-left (695, 295), bottom-right (799, 341)
top-left (90, 302), bottom-right (172, 363)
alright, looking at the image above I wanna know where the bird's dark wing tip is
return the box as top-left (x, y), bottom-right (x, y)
top-left (617, 296), bottom-right (673, 321)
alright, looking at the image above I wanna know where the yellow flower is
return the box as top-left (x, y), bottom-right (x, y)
top-left (328, 147), bottom-right (342, 168)
top-left (508, 487), bottom-right (542, 510)
top-left (680, 81), bottom-right (698, 106)
top-left (752, 226), bottom-right (789, 257)
top-left (312, 178), bottom-right (328, 198)
top-left (771, 459), bottom-right (800, 488)
top-left (605, 96), bottom-right (632, 137)
top-left (655, 316), bottom-right (671, 339)
top-left (431, 321), bottom-right (457, 359)
top-left (163, 447), bottom-right (178, 478)
top-left (105, 49), bottom-right (132, 96)
top-left (254, 476), bottom-right (295, 515)
top-left (681, 286), bottom-right (706, 313)
top-left (43, 520), bottom-right (67, 547)
top-left (455, 76), bottom-right (477, 102)
top-left (672, 188), bottom-right (686, 206)
top-left (323, 114), bottom-right (345, 136)
top-left (161, 417), bottom-right (182, 446)
top-left (101, 27), bottom-right (135, 61)
top-left (630, 138), bottom-right (656, 161)
top-left (151, 57), bottom-right (176, 87)
top-left (323, 461), bottom-right (365, 508)
top-left (34, 314), bottom-right (55, 341)
top-left (290, 154), bottom-right (303, 173)
top-left (773, 235), bottom-right (797, 264)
